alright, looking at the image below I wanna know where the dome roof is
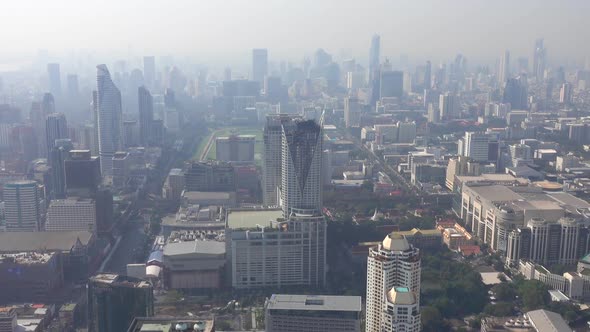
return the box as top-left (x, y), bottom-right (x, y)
top-left (382, 233), bottom-right (410, 251)
top-left (387, 287), bottom-right (417, 305)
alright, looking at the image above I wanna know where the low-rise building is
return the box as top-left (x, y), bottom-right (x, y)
top-left (265, 294), bottom-right (361, 332)
top-left (162, 240), bottom-right (225, 290)
top-left (127, 317), bottom-right (214, 332)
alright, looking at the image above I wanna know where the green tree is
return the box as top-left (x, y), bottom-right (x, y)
top-left (492, 283), bottom-right (517, 301)
top-left (484, 302), bottom-right (514, 317)
top-left (516, 280), bottom-right (550, 311)
top-left (421, 306), bottom-right (449, 332)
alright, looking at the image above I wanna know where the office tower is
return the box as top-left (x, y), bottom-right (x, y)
top-left (47, 63), bottom-right (61, 96)
top-left (379, 70), bottom-right (404, 99)
top-left (439, 93), bottom-right (459, 121)
top-left (184, 161), bottom-right (235, 192)
top-left (42, 92), bottom-right (55, 114)
top-left (87, 273), bottom-right (154, 332)
top-left (397, 121), bottom-right (417, 143)
top-left (503, 77), bottom-right (528, 110)
top-left (67, 74), bottom-right (79, 99)
top-left (45, 113), bottom-right (68, 156)
top-left (280, 116), bottom-right (323, 217)
top-left (143, 56), bottom-right (156, 89)
top-left (4, 180), bottom-right (40, 232)
top-left (65, 150), bottom-right (101, 197)
top-left (49, 139), bottom-right (73, 199)
top-left (344, 96), bottom-right (361, 128)
top-left (138, 86), bottom-right (153, 146)
top-left (45, 197), bottom-right (96, 231)
top-left (463, 132), bottom-right (490, 162)
top-left (252, 48), bottom-right (268, 84)
top-left (366, 234), bottom-right (421, 332)
top-left (424, 60), bottom-right (432, 89)
top-left (427, 103), bottom-right (439, 124)
top-left (369, 34), bottom-right (380, 83)
top-left (264, 294), bottom-right (362, 332)
top-left (533, 38), bottom-right (546, 81)
top-left (517, 57), bottom-right (529, 74)
top-left (560, 83), bottom-right (573, 105)
top-left (95, 64), bottom-right (123, 176)
top-left (263, 114), bottom-right (299, 207)
top-left (509, 143), bottom-right (533, 167)
top-left (215, 135), bottom-right (255, 162)
top-left (112, 151), bottom-right (129, 188)
top-left (499, 50), bottom-right (510, 85)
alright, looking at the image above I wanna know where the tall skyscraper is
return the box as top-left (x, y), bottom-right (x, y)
top-left (503, 77), bottom-right (528, 109)
top-left (439, 93), bottom-right (459, 121)
top-left (379, 70), bottom-right (404, 99)
top-left (280, 116), bottom-right (323, 217)
top-left (499, 50), bottom-right (510, 85)
top-left (143, 56), bottom-right (156, 89)
top-left (47, 63), bottom-right (61, 96)
top-left (463, 132), bottom-right (490, 162)
top-left (424, 60), bottom-right (432, 90)
top-left (263, 114), bottom-right (301, 207)
top-left (4, 180), bottom-right (41, 232)
top-left (95, 64), bottom-right (123, 176)
top-left (45, 113), bottom-right (68, 157)
top-left (67, 74), bottom-right (79, 99)
top-left (533, 38), bottom-right (546, 81)
top-left (560, 82), bottom-right (573, 105)
top-left (366, 234), bottom-right (421, 332)
top-left (87, 273), bottom-right (153, 332)
top-left (252, 48), bottom-right (268, 84)
top-left (138, 86), bottom-right (154, 146)
top-left (49, 139), bottom-right (73, 199)
top-left (369, 34), bottom-right (380, 83)
top-left (344, 97), bottom-right (361, 128)
top-left (65, 149), bottom-right (101, 197)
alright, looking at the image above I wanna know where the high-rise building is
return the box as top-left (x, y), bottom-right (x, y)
top-left (47, 63), bottom-right (61, 96)
top-left (49, 139), bottom-right (73, 199)
top-left (499, 50), bottom-right (510, 85)
top-left (369, 34), bottom-right (380, 84)
top-left (280, 117), bottom-right (323, 217)
top-left (560, 82), bottom-right (573, 105)
top-left (138, 86), bottom-right (153, 146)
top-left (379, 70), bottom-right (404, 99)
top-left (45, 113), bottom-right (68, 157)
top-left (67, 74), bottom-right (79, 99)
top-left (252, 48), bottom-right (268, 84)
top-left (215, 135), bottom-right (255, 162)
top-left (143, 56), bottom-right (156, 89)
top-left (424, 60), bottom-right (432, 89)
top-left (95, 64), bottom-right (123, 176)
top-left (87, 273), bottom-right (154, 332)
top-left (264, 294), bottom-right (362, 332)
top-left (0, 307), bottom-right (17, 332)
top-left (4, 180), bottom-right (41, 232)
top-left (503, 77), bottom-right (528, 110)
top-left (344, 97), bottom-right (361, 128)
top-left (533, 38), bottom-right (546, 81)
top-left (263, 114), bottom-right (301, 207)
top-left (439, 93), bottom-right (459, 121)
top-left (64, 150), bottom-right (101, 197)
top-left (366, 233), bottom-right (421, 332)
top-left (45, 197), bottom-right (96, 232)
top-left (463, 132), bottom-right (490, 162)
top-left (184, 161), bottom-right (235, 192)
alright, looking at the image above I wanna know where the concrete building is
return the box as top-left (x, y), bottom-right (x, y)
top-left (138, 86), bottom-right (154, 146)
top-left (379, 70), bottom-right (404, 99)
top-left (163, 168), bottom-right (185, 201)
top-left (127, 317), bottom-right (214, 332)
top-left (463, 132), bottom-right (490, 162)
top-left (0, 307), bottom-right (17, 332)
top-left (184, 161), bottom-right (235, 192)
top-left (95, 65), bottom-right (123, 176)
top-left (252, 48), bottom-right (268, 85)
top-left (87, 274), bottom-right (154, 332)
top-left (366, 234), bottom-right (421, 332)
top-left (112, 151), bottom-right (129, 188)
top-left (4, 180), bottom-right (40, 232)
top-left (439, 93), bottom-right (459, 121)
top-left (162, 240), bottom-right (225, 290)
top-left (344, 97), bottom-right (361, 128)
top-left (215, 135), bottom-right (255, 162)
top-left (265, 294), bottom-right (361, 332)
top-left (45, 113), bottom-right (68, 158)
top-left (45, 198), bottom-right (96, 232)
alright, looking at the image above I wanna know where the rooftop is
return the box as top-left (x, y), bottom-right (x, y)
top-left (0, 231), bottom-right (93, 253)
top-left (382, 233), bottom-right (411, 251)
top-left (126, 317), bottom-right (214, 332)
top-left (0, 252), bottom-right (55, 265)
top-left (90, 273), bottom-right (152, 288)
top-left (226, 209), bottom-right (283, 229)
top-left (526, 309), bottom-right (572, 332)
top-left (265, 294), bottom-right (361, 312)
top-left (387, 287), bottom-right (417, 305)
top-left (163, 241), bottom-right (225, 257)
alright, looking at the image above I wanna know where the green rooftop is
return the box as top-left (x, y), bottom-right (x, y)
top-left (140, 324), bottom-right (171, 332)
top-left (227, 209), bottom-right (283, 229)
top-left (581, 253), bottom-right (590, 264)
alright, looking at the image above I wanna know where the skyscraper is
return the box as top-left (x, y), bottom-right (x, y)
top-left (463, 132), bottom-right (490, 162)
top-left (503, 77), bottom-right (528, 110)
top-left (4, 180), bottom-right (41, 232)
top-left (560, 82), bottom-right (573, 105)
top-left (263, 114), bottom-right (301, 207)
top-left (379, 70), bottom-right (404, 99)
top-left (366, 234), bottom-right (421, 332)
top-left (439, 93), bottom-right (459, 121)
top-left (344, 97), bottom-right (361, 128)
top-left (87, 273), bottom-right (153, 332)
top-left (533, 39), bottom-right (546, 81)
top-left (499, 50), bottom-right (510, 85)
top-left (138, 86), bottom-right (154, 146)
top-left (369, 34), bottom-right (380, 83)
top-left (45, 113), bottom-right (68, 157)
top-left (95, 64), bottom-right (123, 176)
top-left (252, 48), bottom-right (268, 84)
top-left (49, 139), bottom-right (73, 199)
top-left (280, 116), bottom-right (323, 217)
top-left (65, 149), bottom-right (101, 197)
top-left (143, 56), bottom-right (156, 89)
top-left (424, 60), bottom-right (432, 90)
top-left (47, 63), bottom-right (61, 96)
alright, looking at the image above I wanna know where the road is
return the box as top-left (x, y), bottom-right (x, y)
top-left (103, 222), bottom-right (148, 275)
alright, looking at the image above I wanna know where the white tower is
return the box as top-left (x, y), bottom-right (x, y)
top-left (96, 64), bottom-right (123, 176)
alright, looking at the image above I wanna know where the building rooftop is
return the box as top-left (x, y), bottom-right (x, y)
top-left (467, 185), bottom-right (523, 202)
top-left (382, 233), bottom-right (411, 251)
top-left (0, 252), bottom-right (55, 265)
top-left (90, 273), bottom-right (151, 288)
top-left (169, 168), bottom-right (183, 176)
top-left (126, 317), bottom-right (214, 332)
top-left (183, 191), bottom-right (234, 201)
top-left (265, 294), bottom-right (361, 312)
top-left (163, 241), bottom-right (225, 257)
top-left (526, 309), bottom-right (572, 332)
top-left (387, 287), bottom-right (417, 305)
top-left (226, 209), bottom-right (283, 229)
top-left (0, 231), bottom-right (93, 253)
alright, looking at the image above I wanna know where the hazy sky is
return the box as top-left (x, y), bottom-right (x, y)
top-left (2, 0), bottom-right (589, 65)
